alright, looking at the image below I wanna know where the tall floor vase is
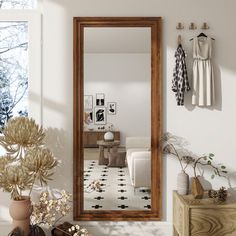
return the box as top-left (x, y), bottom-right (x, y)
top-left (9, 197), bottom-right (32, 236)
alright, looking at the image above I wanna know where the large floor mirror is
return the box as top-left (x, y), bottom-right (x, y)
top-left (73, 17), bottom-right (162, 220)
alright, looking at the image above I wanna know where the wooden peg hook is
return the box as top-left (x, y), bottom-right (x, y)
top-left (177, 35), bottom-right (182, 45)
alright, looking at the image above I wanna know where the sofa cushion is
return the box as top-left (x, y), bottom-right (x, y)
top-left (126, 148), bottom-right (150, 158)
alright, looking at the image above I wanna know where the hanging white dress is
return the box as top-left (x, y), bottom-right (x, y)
top-left (192, 37), bottom-right (215, 106)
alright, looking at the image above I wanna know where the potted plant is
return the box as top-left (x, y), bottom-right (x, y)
top-left (0, 117), bottom-right (58, 236)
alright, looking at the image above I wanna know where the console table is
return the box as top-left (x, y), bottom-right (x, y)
top-left (83, 131), bottom-right (120, 148)
top-left (173, 191), bottom-right (236, 236)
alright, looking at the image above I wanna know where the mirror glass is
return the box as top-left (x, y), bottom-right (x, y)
top-left (83, 27), bottom-right (151, 211)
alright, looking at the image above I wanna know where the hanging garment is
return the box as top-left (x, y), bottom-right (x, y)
top-left (172, 44), bottom-right (190, 106)
top-left (192, 37), bottom-right (215, 106)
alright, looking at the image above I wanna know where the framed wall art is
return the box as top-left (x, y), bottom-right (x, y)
top-left (84, 95), bottom-right (93, 110)
top-left (84, 111), bottom-right (93, 124)
top-left (94, 107), bottom-right (106, 125)
top-left (96, 93), bottom-right (105, 106)
top-left (107, 102), bottom-right (117, 115)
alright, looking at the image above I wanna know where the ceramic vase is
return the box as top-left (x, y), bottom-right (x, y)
top-left (30, 225), bottom-right (46, 236)
top-left (9, 196), bottom-right (32, 236)
top-left (191, 177), bottom-right (204, 199)
top-left (104, 131), bottom-right (114, 141)
top-left (177, 171), bottom-right (189, 195)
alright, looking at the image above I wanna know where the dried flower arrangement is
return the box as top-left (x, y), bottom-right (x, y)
top-left (162, 132), bottom-right (194, 173)
top-left (31, 190), bottom-right (72, 227)
top-left (85, 180), bottom-right (102, 193)
top-left (51, 222), bottom-right (89, 236)
top-left (67, 224), bottom-right (89, 236)
top-left (0, 117), bottom-right (58, 200)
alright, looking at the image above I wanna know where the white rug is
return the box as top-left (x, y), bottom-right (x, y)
top-left (84, 160), bottom-right (151, 210)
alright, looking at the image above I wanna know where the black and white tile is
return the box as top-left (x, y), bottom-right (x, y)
top-left (84, 160), bottom-right (151, 210)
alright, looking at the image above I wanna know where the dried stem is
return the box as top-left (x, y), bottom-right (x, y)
top-left (166, 141), bottom-right (185, 172)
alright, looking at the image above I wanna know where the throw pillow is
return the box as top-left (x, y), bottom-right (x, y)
top-left (107, 152), bottom-right (126, 167)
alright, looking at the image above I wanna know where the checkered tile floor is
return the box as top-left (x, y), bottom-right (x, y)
top-left (84, 160), bottom-right (151, 210)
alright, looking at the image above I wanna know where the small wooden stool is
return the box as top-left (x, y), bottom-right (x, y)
top-left (97, 140), bottom-right (120, 165)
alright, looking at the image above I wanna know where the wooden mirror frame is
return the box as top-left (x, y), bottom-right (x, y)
top-left (73, 17), bottom-right (162, 221)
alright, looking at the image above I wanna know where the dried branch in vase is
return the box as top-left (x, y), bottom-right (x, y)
top-left (162, 132), bottom-right (195, 173)
top-left (192, 153), bottom-right (228, 179)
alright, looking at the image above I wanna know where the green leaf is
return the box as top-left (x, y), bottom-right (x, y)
top-left (207, 160), bottom-right (211, 165)
top-left (221, 166), bottom-right (226, 169)
top-left (209, 153), bottom-right (214, 158)
top-left (211, 174), bottom-right (215, 179)
top-left (222, 171), bottom-right (228, 174)
top-left (209, 157), bottom-right (213, 160)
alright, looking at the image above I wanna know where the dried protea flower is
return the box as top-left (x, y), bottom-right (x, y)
top-left (22, 147), bottom-right (58, 185)
top-left (0, 117), bottom-right (45, 158)
top-left (0, 166), bottom-right (32, 200)
top-left (0, 117), bottom-right (59, 200)
top-left (0, 155), bottom-right (13, 172)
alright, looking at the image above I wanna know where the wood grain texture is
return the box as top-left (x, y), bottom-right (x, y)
top-left (191, 209), bottom-right (236, 236)
top-left (83, 131), bottom-right (120, 148)
top-left (73, 17), bottom-right (162, 221)
top-left (173, 191), bottom-right (236, 236)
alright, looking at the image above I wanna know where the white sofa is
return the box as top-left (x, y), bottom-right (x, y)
top-left (126, 137), bottom-right (151, 188)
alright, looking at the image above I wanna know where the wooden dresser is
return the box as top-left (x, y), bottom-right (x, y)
top-left (83, 131), bottom-right (120, 148)
top-left (173, 191), bottom-right (236, 236)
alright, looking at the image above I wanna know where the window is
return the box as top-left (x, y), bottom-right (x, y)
top-left (0, 1), bottom-right (41, 128)
top-left (0, 0), bottom-right (36, 9)
top-left (0, 21), bottom-right (29, 130)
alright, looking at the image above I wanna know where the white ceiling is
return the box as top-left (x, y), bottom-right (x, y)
top-left (84, 27), bottom-right (151, 53)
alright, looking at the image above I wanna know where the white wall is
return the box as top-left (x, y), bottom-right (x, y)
top-left (1, 0), bottom-right (236, 235)
top-left (84, 53), bottom-right (151, 146)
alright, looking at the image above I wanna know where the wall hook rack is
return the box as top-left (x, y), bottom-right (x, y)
top-left (189, 22), bottom-right (197, 30)
top-left (176, 22), bottom-right (184, 30)
top-left (201, 22), bottom-right (210, 30)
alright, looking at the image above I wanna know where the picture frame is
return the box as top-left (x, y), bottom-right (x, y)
top-left (94, 107), bottom-right (106, 125)
top-left (96, 93), bottom-right (105, 106)
top-left (107, 102), bottom-right (117, 115)
top-left (84, 95), bottom-right (93, 110)
top-left (84, 111), bottom-right (93, 124)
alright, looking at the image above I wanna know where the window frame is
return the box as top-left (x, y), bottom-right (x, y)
top-left (0, 11), bottom-right (42, 124)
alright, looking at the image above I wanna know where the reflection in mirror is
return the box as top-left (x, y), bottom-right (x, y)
top-left (83, 28), bottom-right (151, 211)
